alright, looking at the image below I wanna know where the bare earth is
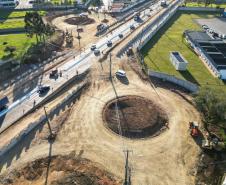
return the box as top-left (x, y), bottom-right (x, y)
top-left (52, 13), bottom-right (116, 51)
top-left (0, 57), bottom-right (201, 185)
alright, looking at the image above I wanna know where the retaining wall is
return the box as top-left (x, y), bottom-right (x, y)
top-left (178, 6), bottom-right (224, 12)
top-left (148, 70), bottom-right (199, 92)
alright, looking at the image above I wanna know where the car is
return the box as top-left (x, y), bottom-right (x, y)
top-left (118, 34), bottom-right (123, 38)
top-left (134, 15), bottom-right (139, 21)
top-left (90, 44), bottom-right (96, 51)
top-left (130, 25), bottom-right (135, 30)
top-left (208, 29), bottom-right (214, 34)
top-left (94, 49), bottom-right (100, 56)
top-left (202, 24), bottom-right (208, 30)
top-left (107, 40), bottom-right (112, 47)
top-left (115, 69), bottom-right (126, 77)
top-left (37, 86), bottom-right (50, 95)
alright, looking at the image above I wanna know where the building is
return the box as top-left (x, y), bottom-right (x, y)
top-left (170, 51), bottom-right (188, 71)
top-left (0, 0), bottom-right (18, 7)
top-left (185, 30), bottom-right (226, 80)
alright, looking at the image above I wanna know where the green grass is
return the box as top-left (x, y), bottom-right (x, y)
top-left (185, 2), bottom-right (226, 8)
top-left (0, 11), bottom-right (46, 19)
top-left (141, 11), bottom-right (226, 90)
top-left (0, 18), bottom-right (25, 29)
top-left (0, 34), bottom-right (35, 61)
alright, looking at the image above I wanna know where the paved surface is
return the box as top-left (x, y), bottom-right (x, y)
top-left (196, 17), bottom-right (226, 35)
top-left (0, 0), bottom-right (172, 134)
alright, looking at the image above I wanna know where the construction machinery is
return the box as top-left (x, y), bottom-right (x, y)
top-left (189, 121), bottom-right (199, 137)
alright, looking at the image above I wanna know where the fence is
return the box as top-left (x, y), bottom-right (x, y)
top-left (148, 70), bottom-right (199, 93)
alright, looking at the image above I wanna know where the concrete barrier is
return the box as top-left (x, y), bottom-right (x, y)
top-left (148, 70), bottom-right (199, 93)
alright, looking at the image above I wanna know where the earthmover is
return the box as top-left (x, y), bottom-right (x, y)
top-left (189, 121), bottom-right (199, 137)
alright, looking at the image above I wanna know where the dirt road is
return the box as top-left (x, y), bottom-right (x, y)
top-left (1, 57), bottom-right (201, 185)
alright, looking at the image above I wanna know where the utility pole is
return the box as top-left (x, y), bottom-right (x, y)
top-left (43, 106), bottom-right (53, 139)
top-left (109, 53), bottom-right (112, 81)
top-left (76, 25), bottom-right (82, 53)
top-left (123, 150), bottom-right (132, 185)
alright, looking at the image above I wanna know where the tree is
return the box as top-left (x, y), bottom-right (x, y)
top-left (194, 87), bottom-right (226, 127)
top-left (4, 46), bottom-right (16, 56)
top-left (24, 12), bottom-right (55, 44)
top-left (24, 12), bottom-right (46, 43)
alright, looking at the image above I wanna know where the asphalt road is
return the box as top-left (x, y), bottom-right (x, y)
top-left (0, 0), bottom-right (173, 134)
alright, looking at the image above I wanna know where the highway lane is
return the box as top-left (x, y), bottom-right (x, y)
top-left (0, 0), bottom-right (173, 134)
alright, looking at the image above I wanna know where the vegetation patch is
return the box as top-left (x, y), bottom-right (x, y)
top-left (141, 11), bottom-right (226, 91)
top-left (0, 34), bottom-right (35, 61)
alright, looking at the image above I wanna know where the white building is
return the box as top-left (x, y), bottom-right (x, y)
top-left (0, 0), bottom-right (18, 7)
top-left (170, 51), bottom-right (188, 71)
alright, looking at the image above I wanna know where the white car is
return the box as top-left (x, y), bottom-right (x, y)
top-left (115, 69), bottom-right (126, 77)
top-left (94, 49), bottom-right (100, 56)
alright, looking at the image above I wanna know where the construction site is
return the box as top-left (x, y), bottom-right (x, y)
top-left (0, 0), bottom-right (226, 185)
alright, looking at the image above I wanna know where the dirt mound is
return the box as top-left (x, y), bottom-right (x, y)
top-left (103, 95), bottom-right (168, 139)
top-left (64, 17), bottom-right (95, 25)
top-left (0, 153), bottom-right (121, 185)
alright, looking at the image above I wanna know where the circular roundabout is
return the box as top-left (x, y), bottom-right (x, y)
top-left (103, 95), bottom-right (168, 139)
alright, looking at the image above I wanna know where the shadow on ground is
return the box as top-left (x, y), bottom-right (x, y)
top-left (179, 70), bottom-right (200, 85)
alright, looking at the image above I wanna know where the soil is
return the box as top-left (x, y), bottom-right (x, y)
top-left (103, 95), bottom-right (168, 138)
top-left (0, 154), bottom-right (121, 185)
top-left (64, 17), bottom-right (95, 25)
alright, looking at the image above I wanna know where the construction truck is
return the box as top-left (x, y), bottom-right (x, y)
top-left (189, 121), bottom-right (199, 137)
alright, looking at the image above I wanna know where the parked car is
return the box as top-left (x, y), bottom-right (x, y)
top-left (107, 40), bottom-right (112, 47)
top-left (202, 24), bottom-right (208, 30)
top-left (37, 86), bottom-right (50, 95)
top-left (115, 69), bottom-right (126, 77)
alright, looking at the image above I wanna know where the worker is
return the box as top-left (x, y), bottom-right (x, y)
top-left (33, 100), bottom-right (36, 106)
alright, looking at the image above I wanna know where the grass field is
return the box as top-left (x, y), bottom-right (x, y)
top-left (0, 11), bottom-right (46, 20)
top-left (0, 19), bottom-right (25, 29)
top-left (0, 34), bottom-right (35, 61)
top-left (185, 2), bottom-right (226, 8)
top-left (141, 11), bottom-right (226, 90)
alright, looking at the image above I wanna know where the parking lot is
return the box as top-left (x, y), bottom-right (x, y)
top-left (196, 17), bottom-right (226, 36)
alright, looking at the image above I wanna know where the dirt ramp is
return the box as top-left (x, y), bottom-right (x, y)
top-left (0, 154), bottom-right (121, 185)
top-left (103, 95), bottom-right (168, 139)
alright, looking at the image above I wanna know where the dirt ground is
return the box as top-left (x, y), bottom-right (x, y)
top-left (0, 56), bottom-right (202, 185)
top-left (0, 154), bottom-right (121, 185)
top-left (103, 95), bottom-right (168, 138)
top-left (51, 12), bottom-right (116, 51)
